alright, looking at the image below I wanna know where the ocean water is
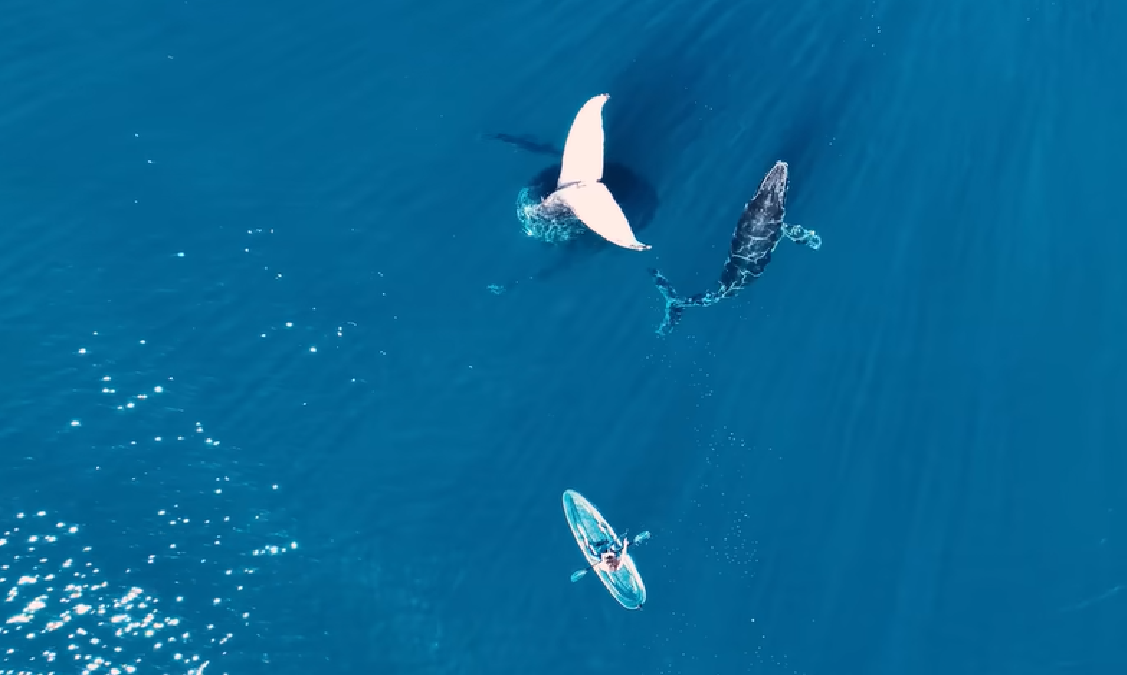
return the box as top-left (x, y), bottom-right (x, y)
top-left (2, 0), bottom-right (1125, 674)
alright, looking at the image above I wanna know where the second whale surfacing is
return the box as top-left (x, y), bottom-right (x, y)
top-left (648, 161), bottom-right (820, 335)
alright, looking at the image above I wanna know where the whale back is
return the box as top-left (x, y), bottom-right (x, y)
top-left (558, 94), bottom-right (609, 187)
top-left (554, 182), bottom-right (649, 251)
top-left (714, 161), bottom-right (789, 295)
top-left (732, 160), bottom-right (788, 254)
top-left (747, 160), bottom-right (788, 224)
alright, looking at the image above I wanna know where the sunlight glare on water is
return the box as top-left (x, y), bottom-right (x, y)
top-left (2, 327), bottom-right (302, 675)
top-left (2, 514), bottom-right (199, 675)
top-left (1, 510), bottom-right (298, 675)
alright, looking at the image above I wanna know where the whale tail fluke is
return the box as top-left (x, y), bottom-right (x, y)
top-left (549, 94), bottom-right (649, 252)
top-left (553, 181), bottom-right (650, 251)
top-left (558, 93), bottom-right (610, 187)
top-left (649, 268), bottom-right (715, 335)
top-left (648, 268), bottom-right (686, 335)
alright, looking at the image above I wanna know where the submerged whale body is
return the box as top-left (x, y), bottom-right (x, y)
top-left (648, 161), bottom-right (821, 335)
top-left (524, 94), bottom-right (651, 251)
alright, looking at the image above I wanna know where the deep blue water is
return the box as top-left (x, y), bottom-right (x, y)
top-left (2, 0), bottom-right (1126, 673)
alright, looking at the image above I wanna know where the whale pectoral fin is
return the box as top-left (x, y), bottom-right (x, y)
top-left (781, 222), bottom-right (822, 250)
top-left (558, 94), bottom-right (610, 187)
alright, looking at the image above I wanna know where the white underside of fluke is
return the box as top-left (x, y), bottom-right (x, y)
top-left (546, 94), bottom-right (650, 252)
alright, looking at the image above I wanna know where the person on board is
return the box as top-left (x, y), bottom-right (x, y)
top-left (590, 536), bottom-right (629, 573)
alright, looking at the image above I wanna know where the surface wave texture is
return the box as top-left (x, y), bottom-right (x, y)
top-left (2, 0), bottom-right (1126, 674)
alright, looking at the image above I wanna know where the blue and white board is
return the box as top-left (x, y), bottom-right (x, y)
top-left (562, 489), bottom-right (646, 610)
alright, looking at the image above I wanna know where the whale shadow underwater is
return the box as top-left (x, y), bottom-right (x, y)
top-left (482, 132), bottom-right (659, 294)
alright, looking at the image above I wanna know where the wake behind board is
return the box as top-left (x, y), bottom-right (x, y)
top-left (562, 489), bottom-right (646, 610)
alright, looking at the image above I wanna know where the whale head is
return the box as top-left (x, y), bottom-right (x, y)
top-left (755, 161), bottom-right (789, 213)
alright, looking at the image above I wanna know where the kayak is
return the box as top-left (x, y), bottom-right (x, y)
top-left (562, 489), bottom-right (646, 610)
